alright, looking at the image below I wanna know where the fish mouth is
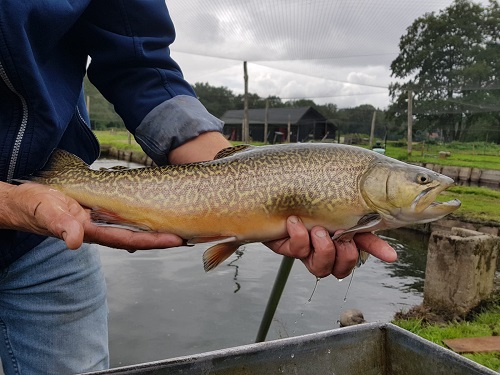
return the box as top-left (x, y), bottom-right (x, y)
top-left (409, 184), bottom-right (461, 222)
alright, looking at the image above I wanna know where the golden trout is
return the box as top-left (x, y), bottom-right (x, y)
top-left (26, 143), bottom-right (460, 271)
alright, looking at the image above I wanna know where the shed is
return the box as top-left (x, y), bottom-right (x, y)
top-left (220, 107), bottom-right (336, 143)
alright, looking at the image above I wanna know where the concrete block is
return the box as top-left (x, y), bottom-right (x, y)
top-left (470, 168), bottom-right (482, 183)
top-left (458, 167), bottom-right (472, 181)
top-left (440, 166), bottom-right (460, 180)
top-left (479, 169), bottom-right (500, 186)
top-left (423, 228), bottom-right (500, 317)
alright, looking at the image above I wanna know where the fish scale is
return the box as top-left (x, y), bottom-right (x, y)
top-left (25, 143), bottom-right (460, 271)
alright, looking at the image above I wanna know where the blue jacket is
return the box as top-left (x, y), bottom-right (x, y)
top-left (0, 0), bottom-right (223, 269)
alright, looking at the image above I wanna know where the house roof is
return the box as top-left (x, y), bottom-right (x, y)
top-left (221, 107), bottom-right (330, 125)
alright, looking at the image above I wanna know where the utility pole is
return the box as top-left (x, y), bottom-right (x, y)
top-left (243, 61), bottom-right (249, 143)
top-left (369, 110), bottom-right (376, 148)
top-left (287, 114), bottom-right (291, 143)
top-left (264, 99), bottom-right (269, 144)
top-left (407, 90), bottom-right (413, 156)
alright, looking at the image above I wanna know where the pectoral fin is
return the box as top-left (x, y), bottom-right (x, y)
top-left (203, 242), bottom-right (241, 272)
top-left (90, 208), bottom-right (152, 232)
top-left (331, 214), bottom-right (382, 241)
top-left (187, 236), bottom-right (237, 245)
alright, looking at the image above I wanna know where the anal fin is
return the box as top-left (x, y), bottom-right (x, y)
top-left (203, 242), bottom-right (241, 272)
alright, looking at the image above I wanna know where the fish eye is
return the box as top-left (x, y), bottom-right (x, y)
top-left (416, 173), bottom-right (432, 185)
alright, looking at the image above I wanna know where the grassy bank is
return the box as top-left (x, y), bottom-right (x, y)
top-left (439, 186), bottom-right (500, 223)
top-left (385, 141), bottom-right (500, 171)
top-left (393, 294), bottom-right (500, 371)
top-left (94, 130), bottom-right (143, 152)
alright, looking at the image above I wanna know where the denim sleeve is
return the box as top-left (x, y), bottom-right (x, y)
top-left (135, 95), bottom-right (224, 166)
top-left (76, 0), bottom-right (203, 134)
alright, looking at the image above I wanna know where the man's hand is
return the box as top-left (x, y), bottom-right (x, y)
top-left (1, 182), bottom-right (183, 250)
top-left (265, 216), bottom-right (397, 279)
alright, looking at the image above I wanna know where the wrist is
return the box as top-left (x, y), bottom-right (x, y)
top-left (167, 131), bottom-right (232, 165)
top-left (0, 182), bottom-right (20, 230)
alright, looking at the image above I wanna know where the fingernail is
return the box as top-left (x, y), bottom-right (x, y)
top-left (315, 229), bottom-right (327, 238)
top-left (288, 216), bottom-right (298, 224)
top-left (62, 231), bottom-right (67, 241)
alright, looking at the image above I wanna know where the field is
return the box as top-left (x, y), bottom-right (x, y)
top-left (385, 141), bottom-right (500, 171)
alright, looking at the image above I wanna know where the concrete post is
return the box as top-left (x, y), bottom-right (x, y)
top-left (423, 228), bottom-right (499, 317)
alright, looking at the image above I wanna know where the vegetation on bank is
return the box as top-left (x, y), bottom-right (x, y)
top-left (94, 130), bottom-right (142, 152)
top-left (385, 141), bottom-right (500, 171)
top-left (393, 294), bottom-right (500, 371)
top-left (438, 186), bottom-right (500, 223)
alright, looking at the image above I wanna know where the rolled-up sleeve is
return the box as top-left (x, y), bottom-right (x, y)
top-left (135, 95), bottom-right (223, 165)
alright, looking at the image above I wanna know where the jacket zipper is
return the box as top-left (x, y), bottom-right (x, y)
top-left (0, 61), bottom-right (28, 183)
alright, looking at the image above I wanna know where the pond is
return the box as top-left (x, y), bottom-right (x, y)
top-left (94, 159), bottom-right (431, 369)
top-left (100, 230), bottom-right (429, 368)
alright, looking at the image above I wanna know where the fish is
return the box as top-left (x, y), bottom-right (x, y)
top-left (24, 143), bottom-right (460, 271)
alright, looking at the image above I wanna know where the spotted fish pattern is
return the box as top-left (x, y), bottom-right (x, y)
top-left (27, 142), bottom-right (460, 270)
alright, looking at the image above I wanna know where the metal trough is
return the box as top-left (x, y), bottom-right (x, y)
top-left (84, 323), bottom-right (497, 375)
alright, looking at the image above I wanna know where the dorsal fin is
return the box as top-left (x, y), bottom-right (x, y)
top-left (32, 149), bottom-right (89, 180)
top-left (214, 144), bottom-right (253, 159)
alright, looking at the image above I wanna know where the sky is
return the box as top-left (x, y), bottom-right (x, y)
top-left (165, 0), bottom-right (487, 109)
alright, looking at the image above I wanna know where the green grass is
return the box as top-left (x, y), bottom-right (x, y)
top-left (438, 186), bottom-right (500, 222)
top-left (394, 306), bottom-right (500, 371)
top-left (94, 130), bottom-right (143, 152)
top-left (385, 142), bottom-right (500, 171)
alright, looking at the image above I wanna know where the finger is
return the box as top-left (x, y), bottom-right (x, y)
top-left (331, 230), bottom-right (360, 279)
top-left (353, 232), bottom-right (397, 263)
top-left (264, 216), bottom-right (310, 259)
top-left (83, 223), bottom-right (184, 250)
top-left (300, 227), bottom-right (335, 278)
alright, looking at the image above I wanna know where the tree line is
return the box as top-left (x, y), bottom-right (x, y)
top-left (389, 0), bottom-right (500, 143)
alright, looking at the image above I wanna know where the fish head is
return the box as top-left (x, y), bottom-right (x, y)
top-left (360, 161), bottom-right (461, 226)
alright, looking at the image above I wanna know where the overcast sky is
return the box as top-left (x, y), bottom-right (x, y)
top-left (165, 0), bottom-right (488, 109)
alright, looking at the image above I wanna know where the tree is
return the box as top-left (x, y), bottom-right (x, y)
top-left (191, 82), bottom-right (237, 117)
top-left (388, 0), bottom-right (500, 142)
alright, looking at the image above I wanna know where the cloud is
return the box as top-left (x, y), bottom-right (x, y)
top-left (167, 0), bottom-right (489, 108)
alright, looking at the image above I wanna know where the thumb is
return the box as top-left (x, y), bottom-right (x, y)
top-left (50, 212), bottom-right (85, 250)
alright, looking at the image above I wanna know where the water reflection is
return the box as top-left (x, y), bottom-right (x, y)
top-left (379, 229), bottom-right (429, 293)
top-left (226, 248), bottom-right (246, 293)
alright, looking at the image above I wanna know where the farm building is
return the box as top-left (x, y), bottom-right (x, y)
top-left (220, 107), bottom-right (337, 143)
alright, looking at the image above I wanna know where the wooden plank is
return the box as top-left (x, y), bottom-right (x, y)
top-left (443, 336), bottom-right (500, 353)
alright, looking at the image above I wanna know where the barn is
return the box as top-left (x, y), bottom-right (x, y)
top-left (220, 107), bottom-right (337, 143)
